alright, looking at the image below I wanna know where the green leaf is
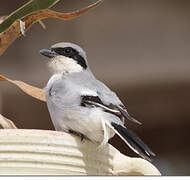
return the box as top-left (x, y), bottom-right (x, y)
top-left (0, 0), bottom-right (60, 33)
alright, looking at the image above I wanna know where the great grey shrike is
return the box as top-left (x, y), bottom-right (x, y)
top-left (40, 42), bottom-right (155, 161)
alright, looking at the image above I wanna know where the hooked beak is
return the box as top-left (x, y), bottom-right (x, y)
top-left (39, 48), bottom-right (58, 58)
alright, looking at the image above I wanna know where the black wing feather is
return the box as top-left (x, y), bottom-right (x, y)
top-left (81, 95), bottom-right (124, 120)
top-left (81, 95), bottom-right (141, 124)
top-left (111, 122), bottom-right (155, 161)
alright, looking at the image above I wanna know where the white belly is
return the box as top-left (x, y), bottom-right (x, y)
top-left (51, 107), bottom-right (115, 145)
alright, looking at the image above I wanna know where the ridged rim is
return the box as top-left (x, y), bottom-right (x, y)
top-left (0, 129), bottom-right (114, 175)
top-left (0, 129), bottom-right (161, 175)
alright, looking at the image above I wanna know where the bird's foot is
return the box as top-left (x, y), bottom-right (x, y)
top-left (68, 129), bottom-right (85, 142)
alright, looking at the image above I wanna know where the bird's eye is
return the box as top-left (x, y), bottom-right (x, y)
top-left (64, 47), bottom-right (73, 55)
top-left (52, 47), bottom-right (77, 57)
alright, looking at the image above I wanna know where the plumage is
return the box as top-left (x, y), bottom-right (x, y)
top-left (40, 42), bottom-right (155, 161)
top-left (110, 122), bottom-right (155, 161)
top-left (81, 95), bottom-right (124, 120)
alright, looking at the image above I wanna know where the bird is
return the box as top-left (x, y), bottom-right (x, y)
top-left (39, 42), bottom-right (155, 161)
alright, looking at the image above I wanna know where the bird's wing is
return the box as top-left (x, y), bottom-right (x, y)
top-left (81, 95), bottom-right (141, 125)
top-left (88, 77), bottom-right (142, 125)
top-left (81, 95), bottom-right (123, 120)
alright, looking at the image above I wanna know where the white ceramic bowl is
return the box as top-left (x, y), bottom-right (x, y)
top-left (0, 129), bottom-right (160, 175)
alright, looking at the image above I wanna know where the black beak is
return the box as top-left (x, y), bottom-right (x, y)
top-left (39, 48), bottom-right (58, 58)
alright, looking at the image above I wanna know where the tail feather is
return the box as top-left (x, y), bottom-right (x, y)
top-left (110, 122), bottom-right (155, 161)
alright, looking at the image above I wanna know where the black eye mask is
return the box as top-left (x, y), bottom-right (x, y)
top-left (52, 47), bottom-right (87, 69)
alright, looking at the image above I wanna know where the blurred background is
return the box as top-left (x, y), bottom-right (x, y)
top-left (0, 0), bottom-right (190, 175)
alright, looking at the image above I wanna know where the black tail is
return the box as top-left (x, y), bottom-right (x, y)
top-left (111, 122), bottom-right (155, 161)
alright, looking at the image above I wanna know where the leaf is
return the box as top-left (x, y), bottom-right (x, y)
top-left (0, 0), bottom-right (103, 56)
top-left (0, 16), bottom-right (7, 24)
top-left (0, 74), bottom-right (46, 102)
top-left (0, 0), bottom-right (60, 33)
top-left (0, 114), bottom-right (17, 129)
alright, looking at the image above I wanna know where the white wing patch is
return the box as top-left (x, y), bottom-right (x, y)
top-left (81, 89), bottom-right (98, 97)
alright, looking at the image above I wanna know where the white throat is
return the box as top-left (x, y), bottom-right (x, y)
top-left (48, 56), bottom-right (83, 74)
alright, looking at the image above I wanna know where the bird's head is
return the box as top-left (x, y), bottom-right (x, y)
top-left (40, 42), bottom-right (88, 74)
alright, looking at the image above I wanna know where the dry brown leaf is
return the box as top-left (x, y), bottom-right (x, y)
top-left (0, 0), bottom-right (103, 56)
top-left (0, 74), bottom-right (46, 102)
top-left (0, 114), bottom-right (17, 129)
